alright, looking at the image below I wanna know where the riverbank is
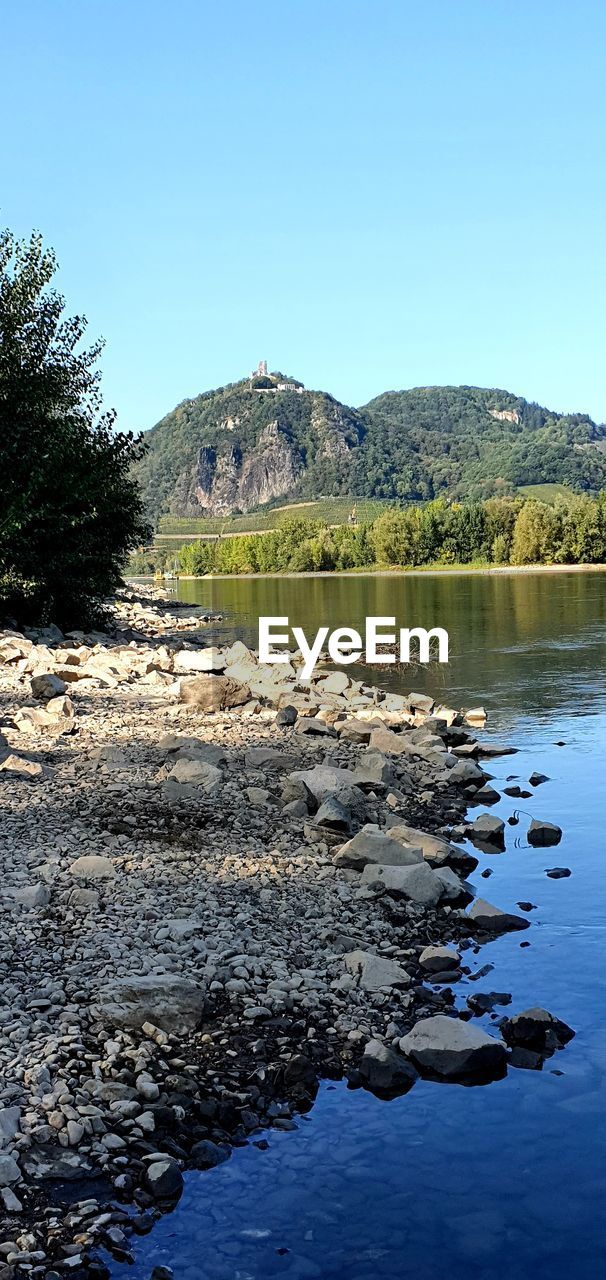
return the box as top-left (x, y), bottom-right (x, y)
top-left (172, 561), bottom-right (606, 580)
top-left (0, 588), bottom-right (574, 1277)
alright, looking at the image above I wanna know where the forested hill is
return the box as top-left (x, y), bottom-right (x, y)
top-left (359, 385), bottom-right (606, 501)
top-left (135, 373), bottom-right (606, 524)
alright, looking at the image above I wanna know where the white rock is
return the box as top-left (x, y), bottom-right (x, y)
top-left (69, 855), bottom-right (115, 881)
top-left (399, 1014), bottom-right (506, 1079)
top-left (344, 949), bottom-right (411, 992)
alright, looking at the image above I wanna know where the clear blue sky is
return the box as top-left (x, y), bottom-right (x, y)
top-left (2, 0), bottom-right (606, 429)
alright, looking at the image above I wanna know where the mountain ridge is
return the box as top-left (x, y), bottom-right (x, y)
top-left (134, 371), bottom-right (606, 524)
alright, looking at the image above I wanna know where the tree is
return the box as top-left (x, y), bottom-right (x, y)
top-left (510, 500), bottom-right (561, 565)
top-left (0, 229), bottom-right (149, 626)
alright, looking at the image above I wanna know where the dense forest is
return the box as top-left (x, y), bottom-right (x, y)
top-left (129, 494), bottom-right (606, 576)
top-left (134, 376), bottom-right (606, 524)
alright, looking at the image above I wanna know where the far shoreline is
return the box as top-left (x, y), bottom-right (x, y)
top-left (159, 562), bottom-right (606, 582)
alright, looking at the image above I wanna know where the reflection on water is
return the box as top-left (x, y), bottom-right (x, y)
top-left (118, 571), bottom-right (606, 1279)
top-left (177, 570), bottom-right (606, 730)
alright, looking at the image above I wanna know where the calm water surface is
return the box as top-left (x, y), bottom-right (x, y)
top-left (119, 571), bottom-right (606, 1279)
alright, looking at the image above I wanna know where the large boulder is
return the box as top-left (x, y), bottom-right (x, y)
top-left (336, 719), bottom-right (373, 744)
top-left (179, 674), bottom-right (250, 711)
top-left (385, 822), bottom-right (478, 876)
top-left (190, 1139), bottom-right (231, 1170)
top-left (469, 813), bottom-right (505, 846)
top-left (362, 860), bottom-right (443, 907)
top-left (333, 826), bottom-right (422, 871)
top-left (316, 670), bottom-right (350, 696)
top-left (385, 823), bottom-right (452, 864)
top-left (419, 945), bottom-right (461, 973)
top-left (344, 949), bottom-right (411, 992)
top-left (0, 1107), bottom-right (21, 1148)
top-left (315, 795), bottom-right (352, 832)
top-left (467, 898), bottom-right (530, 934)
top-left (500, 1007), bottom-right (574, 1052)
top-left (399, 1014), bottom-right (507, 1080)
top-left (165, 739), bottom-right (227, 767)
top-left (352, 751), bottom-right (397, 788)
top-left (8, 883), bottom-right (50, 909)
top-left (69, 855), bottom-right (115, 881)
top-left (145, 1158), bottom-right (183, 1199)
top-left (31, 672), bottom-right (67, 701)
top-left (433, 864), bottom-right (472, 904)
top-left (368, 726), bottom-right (412, 756)
top-left (527, 819), bottom-right (562, 847)
top-left (96, 974), bottom-right (205, 1034)
top-left (0, 1154), bottom-right (21, 1187)
top-left (173, 648), bottom-right (226, 674)
top-left (449, 759), bottom-right (486, 787)
top-left (164, 758), bottom-right (223, 792)
top-left (289, 764), bottom-right (358, 803)
top-left (0, 754), bottom-right (45, 780)
top-left (358, 1039), bottom-right (418, 1096)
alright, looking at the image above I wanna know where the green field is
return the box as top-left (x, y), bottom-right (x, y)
top-left (515, 483), bottom-right (574, 502)
top-left (156, 497), bottom-right (395, 541)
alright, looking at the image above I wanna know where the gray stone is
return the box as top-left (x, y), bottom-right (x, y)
top-left (289, 764), bottom-right (357, 802)
top-left (527, 819), bottom-right (562, 846)
top-left (315, 795), bottom-right (352, 832)
top-left (0, 754), bottom-right (45, 780)
top-left (449, 759), bottom-right (486, 786)
top-left (433, 865), bottom-right (471, 904)
top-left (190, 1139), bottom-right (231, 1170)
top-left (333, 826), bottom-right (422, 870)
top-left (359, 1039), bottom-right (418, 1094)
top-left (368, 726), bottom-right (412, 756)
top-left (418, 945), bottom-right (461, 973)
top-left (96, 974), bottom-right (205, 1033)
top-left (165, 757), bottom-right (223, 791)
top-left (31, 672), bottom-right (67, 701)
top-left (145, 1158), bottom-right (183, 1198)
top-left (470, 813), bottom-right (505, 844)
top-left (362, 860), bottom-right (442, 907)
top-left (352, 750), bottom-right (396, 788)
top-left (0, 1108), bottom-right (21, 1148)
top-left (0, 1154), bottom-right (21, 1187)
top-left (344, 949), bottom-right (411, 992)
top-left (500, 1006), bottom-right (574, 1051)
top-left (275, 705), bottom-right (297, 727)
top-left (179, 674), bottom-right (250, 711)
top-left (9, 883), bottom-right (50, 909)
top-left (69, 855), bottom-right (115, 881)
top-left (295, 717), bottom-right (335, 737)
top-left (336, 719), bottom-right (373, 744)
top-left (385, 821), bottom-right (478, 876)
top-left (399, 1014), bottom-right (506, 1080)
top-left (245, 747), bottom-right (296, 770)
top-left (467, 898), bottom-right (530, 933)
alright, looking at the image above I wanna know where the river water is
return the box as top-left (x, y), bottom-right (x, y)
top-left (118, 570), bottom-right (606, 1279)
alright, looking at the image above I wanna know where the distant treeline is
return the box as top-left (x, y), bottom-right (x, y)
top-left (130, 494), bottom-right (606, 576)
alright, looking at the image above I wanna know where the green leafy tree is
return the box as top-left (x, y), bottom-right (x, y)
top-left (0, 229), bottom-right (149, 625)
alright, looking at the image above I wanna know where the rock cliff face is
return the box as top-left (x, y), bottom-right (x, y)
top-left (191, 424), bottom-right (303, 516)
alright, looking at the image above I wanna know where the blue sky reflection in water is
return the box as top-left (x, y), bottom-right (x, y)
top-left (116, 570), bottom-right (606, 1280)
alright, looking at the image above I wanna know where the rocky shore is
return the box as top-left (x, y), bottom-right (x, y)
top-left (0, 588), bottom-right (573, 1278)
